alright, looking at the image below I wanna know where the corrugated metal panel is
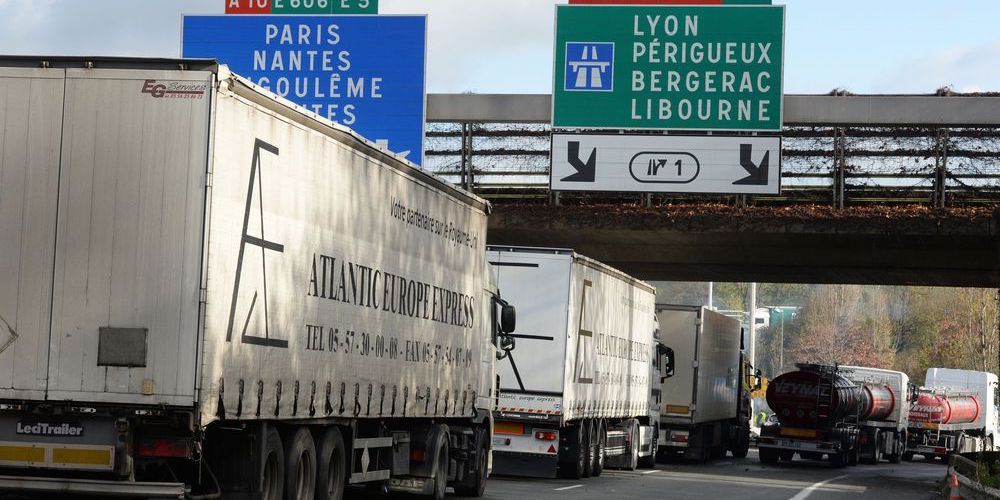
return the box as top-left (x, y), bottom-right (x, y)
top-left (46, 69), bottom-right (212, 406)
top-left (0, 68), bottom-right (65, 400)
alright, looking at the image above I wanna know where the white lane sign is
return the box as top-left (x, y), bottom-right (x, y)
top-left (550, 134), bottom-right (781, 194)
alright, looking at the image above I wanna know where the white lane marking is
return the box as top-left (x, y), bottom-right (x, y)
top-left (787, 474), bottom-right (850, 500)
top-left (641, 469), bottom-right (658, 475)
top-left (555, 484), bottom-right (584, 491)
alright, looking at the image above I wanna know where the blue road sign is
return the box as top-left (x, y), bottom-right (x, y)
top-left (564, 42), bottom-right (614, 92)
top-left (183, 15), bottom-right (426, 165)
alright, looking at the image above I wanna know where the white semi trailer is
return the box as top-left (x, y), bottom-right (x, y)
top-left (0, 57), bottom-right (515, 500)
top-left (485, 247), bottom-right (659, 479)
top-left (656, 305), bottom-right (753, 462)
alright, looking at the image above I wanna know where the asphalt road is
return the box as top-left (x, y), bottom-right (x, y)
top-left (3, 449), bottom-right (946, 499)
top-left (482, 449), bottom-right (945, 500)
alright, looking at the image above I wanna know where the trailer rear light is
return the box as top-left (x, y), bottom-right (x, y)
top-left (935, 447), bottom-right (948, 454)
top-left (534, 431), bottom-right (558, 441)
top-left (138, 438), bottom-right (193, 459)
top-left (410, 449), bottom-right (426, 462)
top-left (0, 403), bottom-right (23, 411)
top-left (670, 434), bottom-right (689, 443)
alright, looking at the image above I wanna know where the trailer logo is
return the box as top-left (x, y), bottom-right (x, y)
top-left (226, 138), bottom-right (289, 348)
top-left (141, 80), bottom-right (208, 99)
top-left (16, 420), bottom-right (84, 437)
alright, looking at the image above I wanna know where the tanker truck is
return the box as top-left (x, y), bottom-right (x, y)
top-left (757, 364), bottom-right (907, 467)
top-left (905, 368), bottom-right (999, 461)
top-left (486, 246), bottom-right (659, 479)
top-left (656, 305), bottom-right (758, 462)
top-left (0, 57), bottom-right (516, 500)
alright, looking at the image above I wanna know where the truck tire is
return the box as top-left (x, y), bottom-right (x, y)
top-left (315, 427), bottom-right (346, 500)
top-left (285, 427), bottom-right (317, 500)
top-left (454, 435), bottom-right (487, 497)
top-left (902, 452), bottom-right (914, 462)
top-left (558, 424), bottom-right (586, 479)
top-left (592, 420), bottom-right (606, 477)
top-left (625, 420), bottom-right (640, 471)
top-left (730, 423), bottom-right (750, 459)
top-left (430, 426), bottom-right (450, 500)
top-left (261, 427), bottom-right (285, 500)
top-left (582, 421), bottom-right (594, 478)
top-left (829, 452), bottom-right (847, 468)
top-left (759, 447), bottom-right (779, 465)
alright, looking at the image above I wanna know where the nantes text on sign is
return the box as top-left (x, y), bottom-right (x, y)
top-left (225, 0), bottom-right (378, 15)
top-left (183, 16), bottom-right (425, 165)
top-left (553, 5), bottom-right (785, 131)
top-left (550, 134), bottom-right (781, 194)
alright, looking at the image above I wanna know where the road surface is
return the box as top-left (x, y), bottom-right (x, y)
top-left (481, 450), bottom-right (943, 500)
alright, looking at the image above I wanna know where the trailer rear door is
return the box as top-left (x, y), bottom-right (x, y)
top-left (0, 68), bottom-right (65, 401)
top-left (0, 67), bottom-right (213, 407)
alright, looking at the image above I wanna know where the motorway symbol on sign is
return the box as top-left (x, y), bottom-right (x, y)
top-left (565, 42), bottom-right (615, 92)
top-left (550, 134), bottom-right (781, 194)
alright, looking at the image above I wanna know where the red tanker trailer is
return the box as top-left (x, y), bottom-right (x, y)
top-left (757, 364), bottom-right (909, 467)
top-left (909, 393), bottom-right (980, 426)
top-left (905, 368), bottom-right (998, 461)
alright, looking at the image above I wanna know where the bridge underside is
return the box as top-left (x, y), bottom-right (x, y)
top-left (487, 205), bottom-right (1000, 288)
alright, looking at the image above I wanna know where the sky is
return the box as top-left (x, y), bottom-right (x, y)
top-left (0, 0), bottom-right (997, 95)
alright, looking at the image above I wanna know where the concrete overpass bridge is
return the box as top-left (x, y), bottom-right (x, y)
top-left (424, 93), bottom-right (1000, 287)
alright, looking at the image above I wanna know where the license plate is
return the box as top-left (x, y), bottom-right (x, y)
top-left (15, 420), bottom-right (85, 438)
top-left (778, 440), bottom-right (801, 449)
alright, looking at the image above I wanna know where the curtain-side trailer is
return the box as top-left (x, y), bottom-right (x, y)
top-left (0, 57), bottom-right (514, 500)
top-left (485, 247), bottom-right (659, 479)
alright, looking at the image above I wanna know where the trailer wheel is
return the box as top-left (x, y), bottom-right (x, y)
top-left (592, 420), bottom-right (606, 477)
top-left (730, 422), bottom-right (750, 459)
top-left (284, 427), bottom-right (317, 500)
top-left (315, 427), bottom-right (346, 500)
top-left (558, 424), bottom-right (586, 479)
top-left (901, 452), bottom-right (914, 462)
top-left (454, 428), bottom-right (488, 497)
top-left (430, 427), bottom-right (450, 500)
top-left (758, 447), bottom-right (779, 465)
top-left (625, 420), bottom-right (640, 471)
top-left (261, 427), bottom-right (285, 500)
top-left (582, 421), bottom-right (594, 478)
top-left (829, 451), bottom-right (847, 468)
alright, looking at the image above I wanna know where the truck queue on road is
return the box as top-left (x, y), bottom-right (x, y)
top-left (0, 57), bottom-right (994, 500)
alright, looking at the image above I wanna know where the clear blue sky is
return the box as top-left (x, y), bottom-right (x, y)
top-left (0, 0), bottom-right (996, 94)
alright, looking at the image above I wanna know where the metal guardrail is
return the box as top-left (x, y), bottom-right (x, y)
top-left (422, 94), bottom-right (1000, 207)
top-left (424, 124), bottom-right (1000, 207)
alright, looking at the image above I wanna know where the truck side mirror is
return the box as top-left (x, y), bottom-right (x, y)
top-left (754, 369), bottom-right (763, 390)
top-left (661, 346), bottom-right (675, 381)
top-left (500, 304), bottom-right (516, 334)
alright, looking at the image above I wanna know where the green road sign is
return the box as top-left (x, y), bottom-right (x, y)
top-left (553, 5), bottom-right (785, 131)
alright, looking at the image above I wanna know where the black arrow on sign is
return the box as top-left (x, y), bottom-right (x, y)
top-left (561, 141), bottom-right (596, 183)
top-left (733, 144), bottom-right (770, 186)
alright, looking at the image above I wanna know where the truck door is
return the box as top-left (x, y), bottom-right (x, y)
top-left (43, 68), bottom-right (213, 406)
top-left (0, 67), bottom-right (65, 401)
